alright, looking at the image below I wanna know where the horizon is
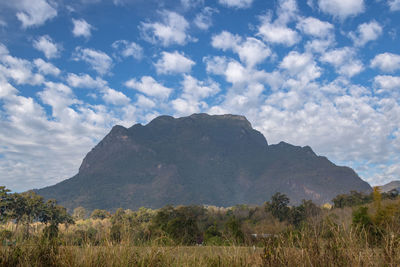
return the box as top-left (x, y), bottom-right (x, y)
top-left (0, 0), bottom-right (400, 191)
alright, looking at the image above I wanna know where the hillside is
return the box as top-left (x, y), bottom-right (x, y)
top-left (36, 113), bottom-right (371, 211)
top-left (380, 180), bottom-right (400, 192)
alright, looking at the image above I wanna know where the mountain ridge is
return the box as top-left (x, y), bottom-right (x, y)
top-left (36, 113), bottom-right (371, 211)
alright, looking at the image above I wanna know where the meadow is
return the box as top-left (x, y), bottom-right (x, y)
top-left (1, 187), bottom-right (400, 266)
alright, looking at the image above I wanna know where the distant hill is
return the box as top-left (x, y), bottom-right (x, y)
top-left (380, 180), bottom-right (400, 192)
top-left (36, 113), bottom-right (371, 211)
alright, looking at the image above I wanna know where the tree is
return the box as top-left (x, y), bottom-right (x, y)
top-left (41, 199), bottom-right (74, 239)
top-left (73, 206), bottom-right (87, 220)
top-left (224, 216), bottom-right (244, 244)
top-left (90, 209), bottom-right (110, 220)
top-left (332, 191), bottom-right (372, 208)
top-left (265, 192), bottom-right (290, 222)
top-left (0, 186), bottom-right (11, 223)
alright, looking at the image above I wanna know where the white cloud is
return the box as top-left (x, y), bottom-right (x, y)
top-left (370, 52), bottom-right (400, 73)
top-left (125, 76), bottom-right (172, 98)
top-left (203, 56), bottom-right (229, 75)
top-left (181, 74), bottom-right (220, 100)
top-left (140, 10), bottom-right (190, 47)
top-left (73, 47), bottom-right (113, 76)
top-left (0, 43), bottom-right (8, 55)
top-left (15, 0), bottom-right (57, 28)
top-left (258, 17), bottom-right (300, 46)
top-left (136, 94), bottom-right (156, 109)
top-left (318, 0), bottom-right (364, 20)
top-left (211, 31), bottom-right (241, 50)
top-left (154, 51), bottom-right (195, 74)
top-left (0, 78), bottom-right (18, 99)
top-left (72, 18), bottom-right (93, 39)
top-left (320, 47), bottom-right (364, 77)
top-left (388, 0), bottom-right (400, 11)
top-left (212, 31), bottom-right (271, 67)
top-left (33, 58), bottom-right (60, 76)
top-left (0, 89), bottom-right (128, 191)
top-left (0, 19), bottom-right (6, 27)
top-left (305, 39), bottom-right (335, 54)
top-left (194, 7), bottom-right (218, 30)
top-left (171, 98), bottom-right (201, 115)
top-left (296, 17), bottom-right (334, 38)
top-left (181, 0), bottom-right (204, 9)
top-left (349, 20), bottom-right (382, 47)
top-left (225, 60), bottom-right (248, 84)
top-left (67, 73), bottom-right (107, 89)
top-left (112, 40), bottom-right (143, 60)
top-left (374, 75), bottom-right (400, 91)
top-left (38, 82), bottom-right (78, 118)
top-left (0, 51), bottom-right (44, 85)
top-left (33, 35), bottom-right (60, 59)
top-left (280, 51), bottom-right (321, 81)
top-left (171, 74), bottom-right (219, 115)
top-left (102, 88), bottom-right (130, 105)
top-left (276, 0), bottom-right (299, 25)
top-left (218, 0), bottom-right (253, 9)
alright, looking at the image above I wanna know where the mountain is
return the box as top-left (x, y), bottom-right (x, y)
top-left (36, 113), bottom-right (371, 211)
top-left (380, 180), bottom-right (400, 193)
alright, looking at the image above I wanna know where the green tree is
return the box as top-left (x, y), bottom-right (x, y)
top-left (224, 216), bottom-right (244, 244)
top-left (0, 186), bottom-right (11, 222)
top-left (90, 209), bottom-right (110, 220)
top-left (41, 199), bottom-right (74, 239)
top-left (265, 192), bottom-right (290, 222)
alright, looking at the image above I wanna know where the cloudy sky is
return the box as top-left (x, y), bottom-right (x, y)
top-left (0, 0), bottom-right (399, 191)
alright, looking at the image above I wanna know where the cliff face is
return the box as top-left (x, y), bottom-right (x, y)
top-left (36, 113), bottom-right (371, 211)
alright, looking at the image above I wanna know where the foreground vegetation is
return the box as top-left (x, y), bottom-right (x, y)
top-left (1, 186), bottom-right (400, 266)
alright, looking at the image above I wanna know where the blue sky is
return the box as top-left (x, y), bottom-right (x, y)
top-left (0, 0), bottom-right (400, 192)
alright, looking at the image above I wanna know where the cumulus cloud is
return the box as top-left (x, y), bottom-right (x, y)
top-left (14, 0), bottom-right (57, 28)
top-left (296, 17), bottom-right (334, 38)
top-left (318, 0), bottom-right (364, 20)
top-left (140, 10), bottom-right (191, 46)
top-left (194, 7), bottom-right (218, 30)
top-left (102, 88), bottom-right (130, 105)
top-left (280, 51), bottom-right (321, 82)
top-left (33, 35), bottom-right (61, 59)
top-left (258, 18), bottom-right (300, 46)
top-left (0, 78), bottom-right (18, 99)
top-left (320, 47), bottom-right (364, 77)
top-left (257, 1), bottom-right (301, 47)
top-left (0, 87), bottom-right (130, 191)
top-left (136, 94), bottom-right (156, 109)
top-left (349, 20), bottom-right (382, 47)
top-left (183, 75), bottom-right (219, 98)
top-left (38, 82), bottom-right (78, 118)
top-left (388, 0), bottom-right (400, 11)
top-left (0, 48), bottom-right (44, 85)
top-left (370, 52), bottom-right (400, 73)
top-left (125, 76), bottom-right (172, 98)
top-left (154, 51), bottom-right (195, 74)
top-left (171, 74), bottom-right (220, 116)
top-left (218, 0), bottom-right (253, 9)
top-left (33, 58), bottom-right (61, 76)
top-left (374, 75), bottom-right (400, 92)
top-left (72, 18), bottom-right (93, 39)
top-left (67, 73), bottom-right (107, 89)
top-left (73, 47), bottom-right (113, 76)
top-left (112, 40), bottom-right (143, 60)
top-left (181, 0), bottom-right (204, 9)
top-left (212, 31), bottom-right (271, 67)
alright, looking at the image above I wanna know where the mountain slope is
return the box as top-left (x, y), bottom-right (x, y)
top-left (380, 180), bottom-right (400, 192)
top-left (36, 113), bottom-right (371, 211)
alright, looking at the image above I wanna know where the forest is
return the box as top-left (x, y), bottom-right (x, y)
top-left (1, 186), bottom-right (400, 266)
